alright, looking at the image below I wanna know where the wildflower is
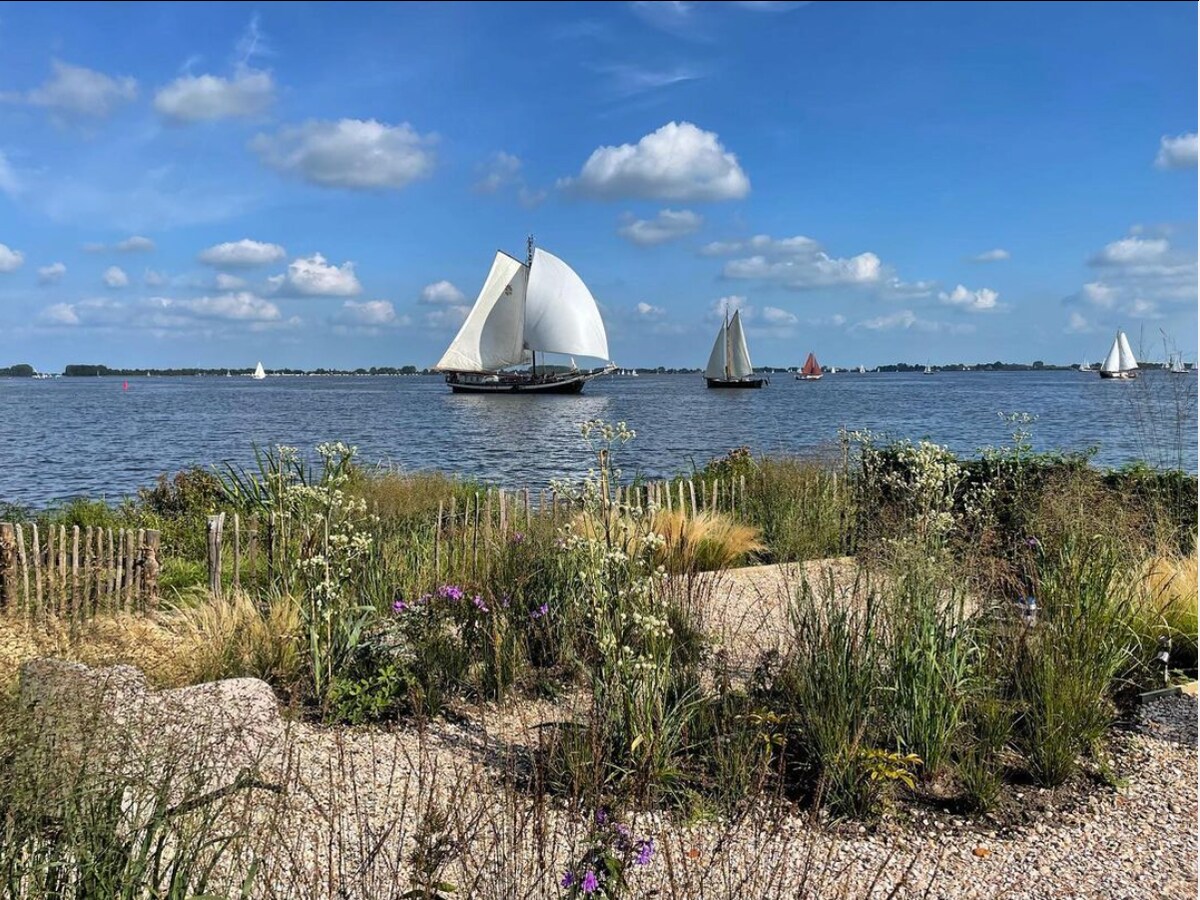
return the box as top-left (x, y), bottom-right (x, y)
top-left (594, 807), bottom-right (608, 825)
top-left (531, 603), bottom-right (549, 620)
top-left (1024, 536), bottom-right (1041, 549)
top-left (511, 531), bottom-right (525, 544)
top-left (560, 871), bottom-right (576, 888)
top-left (472, 595), bottom-right (490, 613)
top-left (634, 839), bottom-right (654, 866)
top-left (439, 584), bottom-right (464, 602)
top-left (581, 870), bottom-right (599, 894)
top-left (391, 597), bottom-right (409, 613)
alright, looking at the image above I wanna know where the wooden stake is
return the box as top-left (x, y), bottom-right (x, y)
top-left (31, 524), bottom-right (42, 617)
top-left (71, 526), bottom-right (80, 619)
top-left (207, 513), bottom-right (225, 599)
top-left (144, 531), bottom-right (161, 609)
top-left (124, 528), bottom-right (136, 610)
top-left (0, 523), bottom-right (15, 611)
top-left (233, 513), bottom-right (241, 590)
top-left (16, 523), bottom-right (29, 614)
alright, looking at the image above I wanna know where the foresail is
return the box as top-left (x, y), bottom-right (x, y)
top-left (523, 248), bottom-right (610, 361)
top-left (1100, 336), bottom-right (1121, 373)
top-left (434, 253), bottom-right (527, 372)
top-left (1117, 332), bottom-right (1138, 371)
top-left (705, 322), bottom-right (727, 379)
top-left (728, 311), bottom-right (754, 377)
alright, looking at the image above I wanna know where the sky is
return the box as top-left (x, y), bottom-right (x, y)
top-left (0, 0), bottom-right (1195, 371)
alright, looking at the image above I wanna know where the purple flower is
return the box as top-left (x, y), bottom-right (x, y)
top-left (472, 595), bottom-right (490, 614)
top-left (634, 839), bottom-right (654, 866)
top-left (511, 531), bottom-right (525, 545)
top-left (581, 870), bottom-right (599, 894)
top-left (1024, 537), bottom-right (1041, 549)
top-left (438, 584), bottom-right (464, 602)
top-left (560, 871), bottom-right (576, 888)
top-left (594, 807), bottom-right (608, 826)
top-left (500, 595), bottom-right (511, 608)
top-left (391, 597), bottom-right (409, 613)
top-left (531, 603), bottom-right (549, 620)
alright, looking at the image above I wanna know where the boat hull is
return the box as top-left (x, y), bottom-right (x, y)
top-left (445, 369), bottom-right (606, 394)
top-left (795, 374), bottom-right (822, 381)
top-left (707, 377), bottom-right (765, 389)
top-left (1097, 370), bottom-right (1138, 380)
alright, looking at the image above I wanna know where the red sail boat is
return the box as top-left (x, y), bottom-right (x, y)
top-left (795, 352), bottom-right (823, 381)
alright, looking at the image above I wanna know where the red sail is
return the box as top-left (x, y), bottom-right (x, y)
top-left (802, 353), bottom-right (822, 376)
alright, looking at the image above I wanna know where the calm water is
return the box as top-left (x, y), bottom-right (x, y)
top-left (1, 371), bottom-right (1195, 506)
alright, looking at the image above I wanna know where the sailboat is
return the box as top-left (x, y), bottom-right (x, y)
top-left (434, 237), bottom-right (614, 394)
top-left (923, 364), bottom-right (934, 375)
top-left (1168, 352), bottom-right (1188, 375)
top-left (1098, 331), bottom-right (1138, 379)
top-left (252, 362), bottom-right (267, 380)
top-left (857, 365), bottom-right (866, 374)
top-left (795, 353), bottom-right (823, 381)
top-left (705, 310), bottom-right (764, 389)
top-left (1079, 357), bottom-right (1092, 373)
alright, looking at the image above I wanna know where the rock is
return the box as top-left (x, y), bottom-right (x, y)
top-left (973, 847), bottom-right (991, 858)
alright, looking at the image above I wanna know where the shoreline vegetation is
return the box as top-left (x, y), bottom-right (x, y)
top-left (0, 421), bottom-right (1195, 896)
top-left (2, 360), bottom-right (1194, 378)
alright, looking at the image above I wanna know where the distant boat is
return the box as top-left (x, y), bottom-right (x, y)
top-left (252, 362), bottom-right (267, 380)
top-left (857, 365), bottom-right (866, 374)
top-left (829, 365), bottom-right (838, 374)
top-left (1168, 352), bottom-right (1188, 375)
top-left (434, 236), bottom-right (614, 394)
top-left (630, 369), bottom-right (638, 377)
top-left (923, 364), bottom-right (934, 375)
top-left (225, 370), bottom-right (232, 378)
top-left (796, 352), bottom-right (823, 381)
top-left (1079, 357), bottom-right (1092, 372)
top-left (1098, 331), bottom-right (1138, 379)
top-left (706, 310), bottom-right (765, 389)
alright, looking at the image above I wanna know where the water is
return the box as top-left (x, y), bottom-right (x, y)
top-left (1, 371), bottom-right (1194, 506)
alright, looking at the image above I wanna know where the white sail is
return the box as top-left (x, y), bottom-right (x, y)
top-left (253, 361), bottom-right (266, 380)
top-left (705, 320), bottom-right (727, 379)
top-left (728, 310), bottom-right (754, 377)
top-left (435, 252), bottom-right (528, 373)
top-left (1100, 335), bottom-right (1122, 373)
top-left (1117, 331), bottom-right (1138, 371)
top-left (523, 248), bottom-right (609, 361)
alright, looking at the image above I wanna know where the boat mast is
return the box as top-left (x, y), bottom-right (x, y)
top-left (527, 234), bottom-right (536, 378)
top-left (724, 312), bottom-right (732, 379)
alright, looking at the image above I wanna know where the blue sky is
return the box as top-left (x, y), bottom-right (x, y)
top-left (0, 0), bottom-right (1194, 370)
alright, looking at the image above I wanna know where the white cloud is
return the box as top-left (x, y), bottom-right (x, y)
top-left (1127, 297), bottom-right (1161, 319)
top-left (1090, 236), bottom-right (1168, 266)
top-left (1065, 311), bottom-right (1091, 334)
top-left (155, 67), bottom-right (275, 122)
top-left (21, 60), bottom-right (137, 120)
top-left (333, 300), bottom-right (405, 332)
top-left (116, 235), bottom-right (155, 252)
top-left (852, 309), bottom-right (973, 335)
top-left (970, 248), bottom-right (1010, 263)
top-left (938, 284), bottom-right (999, 312)
top-left (1078, 281), bottom-right (1117, 309)
top-left (635, 301), bottom-right (665, 317)
top-left (715, 234), bottom-right (885, 290)
top-left (420, 280), bottom-right (466, 305)
top-left (710, 295), bottom-right (749, 320)
top-left (617, 208), bottom-right (703, 246)
top-left (474, 152), bottom-right (522, 194)
top-left (1154, 133), bottom-right (1198, 170)
top-left (0, 243), bottom-right (24, 272)
top-left (278, 253), bottom-right (362, 296)
top-left (37, 262), bottom-right (66, 284)
top-left (199, 238), bottom-right (287, 268)
top-left (560, 121), bottom-right (749, 201)
top-left (143, 269), bottom-right (168, 287)
top-left (102, 266), bottom-right (129, 288)
top-left (0, 151), bottom-right (20, 196)
top-left (252, 119), bottom-right (437, 190)
top-left (180, 292), bottom-right (282, 322)
top-left (592, 63), bottom-right (701, 98)
top-left (761, 306), bottom-right (798, 325)
top-left (423, 305), bottom-right (471, 330)
top-left (215, 272), bottom-right (247, 290)
top-left (41, 303), bottom-right (80, 326)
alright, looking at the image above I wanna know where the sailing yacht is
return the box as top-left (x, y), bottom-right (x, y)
top-left (857, 365), bottom-right (866, 374)
top-left (705, 311), bottom-right (764, 388)
top-left (1098, 331), bottom-right (1138, 379)
top-left (252, 362), bottom-right (267, 380)
top-left (434, 237), bottom-right (614, 394)
top-left (923, 364), bottom-right (934, 375)
top-left (1168, 353), bottom-right (1188, 375)
top-left (795, 353), bottom-right (823, 381)
top-left (1079, 357), bottom-right (1092, 373)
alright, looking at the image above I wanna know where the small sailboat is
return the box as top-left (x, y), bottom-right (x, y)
top-left (1098, 331), bottom-right (1138, 379)
top-left (1168, 352), bottom-right (1188, 375)
top-left (795, 353), bottom-right (823, 381)
top-left (705, 310), bottom-right (765, 388)
top-left (857, 365), bottom-right (866, 374)
top-left (435, 237), bottom-right (614, 394)
top-left (1079, 357), bottom-right (1092, 373)
top-left (252, 361), bottom-right (267, 380)
top-left (923, 364), bottom-right (934, 375)
top-left (630, 369), bottom-right (638, 377)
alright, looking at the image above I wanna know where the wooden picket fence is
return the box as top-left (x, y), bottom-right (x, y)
top-left (0, 522), bottom-right (161, 619)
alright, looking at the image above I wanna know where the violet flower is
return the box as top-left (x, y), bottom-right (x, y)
top-left (634, 839), bottom-right (654, 866)
top-left (391, 597), bottom-right (408, 613)
top-left (531, 603), bottom-right (549, 620)
top-left (472, 595), bottom-right (490, 614)
top-left (560, 871), bottom-right (575, 888)
top-left (581, 870), bottom-right (599, 894)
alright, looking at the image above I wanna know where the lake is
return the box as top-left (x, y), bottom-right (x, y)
top-left (1, 370), bottom-right (1194, 506)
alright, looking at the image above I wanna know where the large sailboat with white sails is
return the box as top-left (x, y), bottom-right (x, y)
top-left (705, 310), bottom-right (765, 388)
top-left (434, 237), bottom-right (615, 394)
top-left (1098, 330), bottom-right (1138, 380)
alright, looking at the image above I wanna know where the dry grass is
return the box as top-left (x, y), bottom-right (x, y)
top-left (1137, 551), bottom-right (1198, 667)
top-left (650, 509), bottom-right (765, 574)
top-left (351, 469), bottom-right (465, 524)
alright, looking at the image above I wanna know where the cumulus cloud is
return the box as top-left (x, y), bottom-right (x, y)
top-left (710, 233), bottom-right (888, 290)
top-left (1154, 133), bottom-right (1197, 170)
top-left (155, 67), bottom-right (275, 122)
top-left (252, 119), bottom-right (437, 190)
top-left (970, 248), bottom-right (1010, 263)
top-left (710, 295), bottom-right (749, 319)
top-left (761, 306), bottom-right (798, 325)
top-left (852, 309), bottom-right (972, 335)
top-left (474, 152), bottom-right (522, 194)
top-left (560, 121), bottom-right (749, 201)
top-left (116, 235), bottom-right (155, 252)
top-left (635, 301), bottom-right (665, 317)
top-left (143, 269), bottom-right (168, 287)
top-left (332, 300), bottom-right (408, 335)
top-left (41, 303), bottom-right (80, 325)
top-left (1090, 236), bottom-right (1169, 266)
top-left (1077, 231), bottom-right (1197, 312)
top-left (37, 262), bottom-right (66, 284)
top-left (199, 238), bottom-right (287, 268)
top-left (0, 243), bottom-right (24, 272)
top-left (180, 292), bottom-right (282, 322)
top-left (41, 292), bottom-right (293, 332)
top-left (102, 266), bottom-right (129, 288)
top-left (274, 253), bottom-right (362, 296)
top-left (215, 272), bottom-right (247, 290)
top-left (419, 280), bottom-right (466, 305)
top-left (15, 60), bottom-right (137, 121)
top-left (1074, 281), bottom-right (1118, 309)
top-left (1065, 311), bottom-right (1092, 334)
top-left (938, 284), bottom-right (999, 312)
top-left (423, 305), bottom-right (471, 330)
top-left (617, 208), bottom-right (703, 246)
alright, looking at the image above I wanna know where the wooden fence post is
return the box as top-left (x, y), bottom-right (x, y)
top-left (70, 526), bottom-right (80, 620)
top-left (688, 480), bottom-right (698, 517)
top-left (143, 530), bottom-right (161, 609)
top-left (15, 524), bottom-right (29, 615)
top-left (31, 524), bottom-right (42, 617)
top-left (0, 523), bottom-right (16, 610)
top-left (207, 513), bottom-right (225, 599)
top-left (232, 514), bottom-right (241, 590)
top-left (124, 529), bottom-right (136, 611)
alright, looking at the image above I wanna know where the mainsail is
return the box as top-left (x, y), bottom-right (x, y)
top-left (435, 245), bottom-right (608, 373)
top-left (705, 320), bottom-right (727, 379)
top-left (801, 353), bottom-right (822, 377)
top-left (705, 311), bottom-right (754, 379)
top-left (1117, 332), bottom-right (1138, 372)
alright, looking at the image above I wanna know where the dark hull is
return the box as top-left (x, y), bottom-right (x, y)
top-left (445, 369), bottom-right (606, 394)
top-left (706, 377), bottom-right (765, 389)
top-left (1097, 371), bottom-right (1138, 380)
